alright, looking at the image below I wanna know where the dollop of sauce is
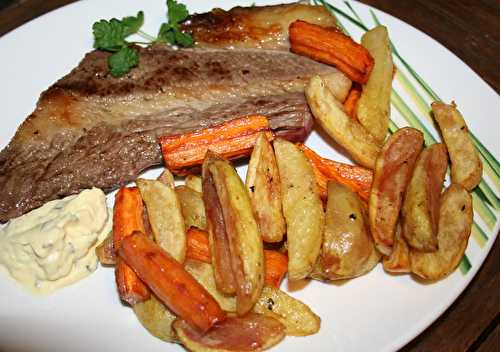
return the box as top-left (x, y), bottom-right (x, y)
top-left (0, 188), bottom-right (111, 295)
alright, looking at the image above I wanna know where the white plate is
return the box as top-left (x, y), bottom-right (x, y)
top-left (0, 1), bottom-right (498, 351)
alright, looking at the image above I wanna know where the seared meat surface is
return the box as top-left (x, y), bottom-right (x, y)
top-left (0, 45), bottom-right (348, 222)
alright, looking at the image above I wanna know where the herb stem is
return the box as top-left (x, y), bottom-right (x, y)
top-left (137, 30), bottom-right (156, 42)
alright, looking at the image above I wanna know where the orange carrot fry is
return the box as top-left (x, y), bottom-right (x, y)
top-left (186, 227), bottom-right (212, 264)
top-left (297, 144), bottom-right (373, 202)
top-left (289, 20), bottom-right (374, 84)
top-left (160, 116), bottom-right (274, 174)
top-left (263, 250), bottom-right (288, 288)
top-left (343, 84), bottom-right (362, 118)
top-left (119, 232), bottom-right (226, 333)
top-left (113, 187), bottom-right (150, 305)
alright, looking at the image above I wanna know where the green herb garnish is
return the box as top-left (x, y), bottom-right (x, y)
top-left (92, 0), bottom-right (193, 77)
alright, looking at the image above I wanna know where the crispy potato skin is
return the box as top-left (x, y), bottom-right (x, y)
top-left (133, 295), bottom-right (178, 343)
top-left (306, 75), bottom-right (381, 169)
top-left (410, 184), bottom-right (473, 281)
top-left (382, 223), bottom-right (411, 273)
top-left (253, 286), bottom-right (321, 336)
top-left (312, 182), bottom-right (380, 280)
top-left (176, 185), bottom-right (207, 230)
top-left (356, 25), bottom-right (393, 144)
top-left (431, 102), bottom-right (482, 190)
top-left (137, 179), bottom-right (186, 262)
top-left (402, 144), bottom-right (448, 252)
top-left (369, 127), bottom-right (424, 256)
top-left (273, 138), bottom-right (324, 280)
top-left (246, 133), bottom-right (286, 242)
top-left (174, 313), bottom-right (285, 352)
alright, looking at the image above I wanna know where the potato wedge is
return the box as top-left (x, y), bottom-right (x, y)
top-left (174, 313), bottom-right (285, 352)
top-left (306, 75), bottom-right (381, 169)
top-left (410, 183), bottom-right (473, 280)
top-left (157, 169), bottom-right (175, 188)
top-left (254, 286), bottom-right (320, 336)
top-left (133, 295), bottom-right (177, 343)
top-left (431, 102), bottom-right (482, 190)
top-left (95, 232), bottom-right (115, 265)
top-left (203, 154), bottom-right (265, 315)
top-left (246, 132), bottom-right (286, 243)
top-left (184, 260), bottom-right (236, 312)
top-left (356, 26), bottom-right (394, 144)
top-left (136, 179), bottom-right (186, 262)
top-left (321, 70), bottom-right (353, 103)
top-left (402, 143), bottom-right (448, 252)
top-left (312, 182), bottom-right (380, 280)
top-left (186, 175), bottom-right (203, 193)
top-left (273, 139), bottom-right (324, 280)
top-left (382, 223), bottom-right (411, 273)
top-left (176, 185), bottom-right (207, 230)
top-left (369, 127), bottom-right (424, 255)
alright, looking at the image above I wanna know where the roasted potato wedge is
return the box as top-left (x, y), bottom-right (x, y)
top-left (306, 75), bottom-right (381, 169)
top-left (176, 185), bottom-right (207, 230)
top-left (186, 175), bottom-right (203, 193)
top-left (273, 139), bottom-right (324, 280)
top-left (133, 295), bottom-right (178, 343)
top-left (254, 286), bottom-right (320, 336)
top-left (382, 223), bottom-right (411, 273)
top-left (356, 25), bottom-right (394, 144)
top-left (174, 313), bottom-right (285, 352)
top-left (321, 70), bottom-right (353, 103)
top-left (184, 260), bottom-right (236, 312)
top-left (157, 169), bottom-right (175, 188)
top-left (410, 183), bottom-right (473, 281)
top-left (369, 127), bottom-right (424, 255)
top-left (246, 132), bottom-right (286, 243)
top-left (431, 102), bottom-right (482, 190)
top-left (95, 232), bottom-right (115, 265)
top-left (202, 154), bottom-right (265, 316)
top-left (312, 182), bottom-right (380, 280)
top-left (402, 143), bottom-right (448, 252)
top-left (136, 179), bottom-right (186, 262)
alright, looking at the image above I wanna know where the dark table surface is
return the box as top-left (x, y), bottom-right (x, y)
top-left (0, 0), bottom-right (499, 351)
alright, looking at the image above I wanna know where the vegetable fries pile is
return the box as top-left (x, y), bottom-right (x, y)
top-left (96, 19), bottom-right (481, 352)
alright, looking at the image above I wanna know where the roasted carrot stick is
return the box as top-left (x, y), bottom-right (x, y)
top-left (113, 187), bottom-right (150, 305)
top-left (343, 84), bottom-right (362, 118)
top-left (119, 232), bottom-right (226, 333)
top-left (289, 20), bottom-right (374, 84)
top-left (263, 250), bottom-right (288, 288)
top-left (160, 116), bottom-right (274, 174)
top-left (185, 228), bottom-right (288, 288)
top-left (297, 144), bottom-right (373, 202)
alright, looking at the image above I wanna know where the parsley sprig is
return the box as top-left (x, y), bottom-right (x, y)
top-left (92, 0), bottom-right (193, 77)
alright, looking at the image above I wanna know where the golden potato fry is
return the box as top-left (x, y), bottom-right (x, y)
top-left (253, 286), bottom-right (320, 336)
top-left (402, 143), bottom-right (448, 252)
top-left (273, 138), bottom-right (324, 280)
top-left (321, 70), bottom-right (353, 103)
top-left (431, 102), bottom-right (482, 190)
top-left (202, 154), bottom-right (265, 316)
top-left (185, 175), bottom-right (203, 193)
top-left (357, 25), bottom-right (394, 144)
top-left (305, 75), bottom-right (381, 169)
top-left (246, 132), bottom-right (286, 243)
top-left (176, 185), bottom-right (207, 230)
top-left (410, 183), bottom-right (473, 281)
top-left (369, 127), bottom-right (424, 256)
top-left (184, 260), bottom-right (236, 312)
top-left (382, 223), bottom-right (411, 273)
top-left (312, 182), bottom-right (380, 280)
top-left (174, 313), bottom-right (285, 352)
top-left (133, 295), bottom-right (177, 343)
top-left (136, 179), bottom-right (186, 262)
top-left (157, 169), bottom-right (175, 188)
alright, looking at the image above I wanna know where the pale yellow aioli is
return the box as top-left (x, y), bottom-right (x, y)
top-left (0, 188), bottom-right (111, 295)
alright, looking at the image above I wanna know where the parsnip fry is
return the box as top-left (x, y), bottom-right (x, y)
top-left (431, 102), bottom-right (482, 190)
top-left (306, 75), bottom-right (381, 169)
top-left (137, 179), bottom-right (186, 262)
top-left (246, 132), bottom-right (286, 242)
top-left (119, 232), bottom-right (226, 333)
top-left (274, 138), bottom-right (324, 280)
top-left (356, 26), bottom-right (394, 144)
top-left (369, 128), bottom-right (424, 255)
